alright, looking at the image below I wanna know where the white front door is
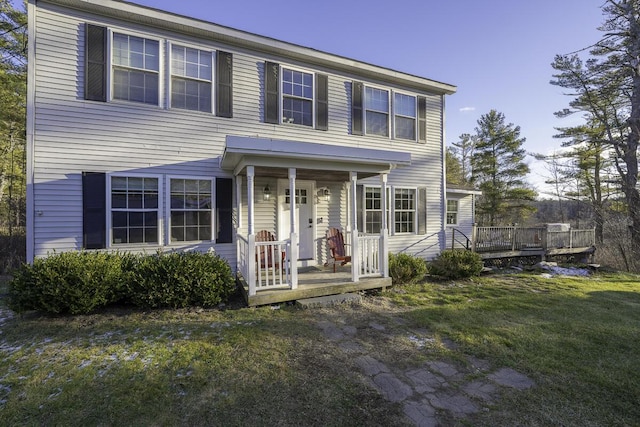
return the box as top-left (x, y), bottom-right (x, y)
top-left (278, 180), bottom-right (315, 261)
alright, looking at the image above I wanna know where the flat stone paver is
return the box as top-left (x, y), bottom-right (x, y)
top-left (369, 322), bottom-right (386, 331)
top-left (427, 392), bottom-right (479, 417)
top-left (488, 367), bottom-right (535, 390)
top-left (403, 401), bottom-right (438, 427)
top-left (426, 361), bottom-right (459, 378)
top-left (405, 368), bottom-right (447, 394)
top-left (355, 355), bottom-right (390, 376)
top-left (338, 340), bottom-right (364, 354)
top-left (462, 380), bottom-right (497, 402)
top-left (372, 373), bottom-right (413, 402)
top-left (316, 320), bottom-right (345, 341)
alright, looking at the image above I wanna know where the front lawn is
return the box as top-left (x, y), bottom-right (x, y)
top-left (1, 272), bottom-right (639, 426)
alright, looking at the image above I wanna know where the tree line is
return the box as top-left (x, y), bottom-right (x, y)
top-left (447, 0), bottom-right (640, 269)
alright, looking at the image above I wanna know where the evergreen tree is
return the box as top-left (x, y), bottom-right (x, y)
top-left (445, 147), bottom-right (465, 185)
top-left (471, 110), bottom-right (537, 225)
top-left (450, 133), bottom-right (475, 183)
top-left (0, 0), bottom-right (26, 228)
top-left (551, 0), bottom-right (640, 257)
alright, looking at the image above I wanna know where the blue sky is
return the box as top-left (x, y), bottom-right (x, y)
top-left (131, 0), bottom-right (604, 196)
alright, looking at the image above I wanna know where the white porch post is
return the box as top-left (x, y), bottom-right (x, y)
top-left (288, 168), bottom-right (298, 289)
top-left (246, 166), bottom-right (256, 296)
top-left (350, 172), bottom-right (360, 282)
top-left (380, 173), bottom-right (389, 278)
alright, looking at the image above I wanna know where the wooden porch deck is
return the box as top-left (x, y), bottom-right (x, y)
top-left (237, 265), bottom-right (392, 307)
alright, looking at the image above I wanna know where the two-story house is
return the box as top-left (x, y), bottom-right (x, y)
top-left (27, 0), bottom-right (472, 305)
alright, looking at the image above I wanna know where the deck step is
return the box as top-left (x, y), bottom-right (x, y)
top-left (296, 293), bottom-right (362, 308)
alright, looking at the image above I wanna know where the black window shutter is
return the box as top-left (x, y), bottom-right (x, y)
top-left (216, 178), bottom-right (233, 243)
top-left (316, 73), bottom-right (328, 131)
top-left (264, 62), bottom-right (279, 124)
top-left (85, 24), bottom-right (107, 102)
top-left (418, 96), bottom-right (427, 143)
top-left (82, 172), bottom-right (106, 249)
top-left (352, 81), bottom-right (363, 135)
top-left (417, 187), bottom-right (427, 235)
top-left (216, 51), bottom-right (233, 118)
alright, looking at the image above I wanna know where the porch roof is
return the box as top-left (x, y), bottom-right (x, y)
top-left (220, 136), bottom-right (411, 181)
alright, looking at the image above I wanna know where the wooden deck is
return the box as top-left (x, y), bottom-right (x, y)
top-left (238, 265), bottom-right (392, 306)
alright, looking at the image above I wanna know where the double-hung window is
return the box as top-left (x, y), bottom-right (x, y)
top-left (394, 93), bottom-right (417, 140)
top-left (394, 188), bottom-right (415, 233)
top-left (111, 176), bottom-right (159, 244)
top-left (282, 68), bottom-right (313, 126)
top-left (112, 33), bottom-right (159, 105)
top-left (365, 87), bottom-right (389, 137)
top-left (170, 45), bottom-right (213, 113)
top-left (170, 178), bottom-right (213, 242)
top-left (446, 200), bottom-right (459, 225)
top-left (364, 187), bottom-right (383, 234)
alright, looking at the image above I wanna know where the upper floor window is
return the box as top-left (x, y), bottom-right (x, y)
top-left (112, 33), bottom-right (159, 105)
top-left (282, 69), bottom-right (313, 126)
top-left (394, 93), bottom-right (416, 140)
top-left (395, 188), bottom-right (415, 233)
top-left (170, 45), bottom-right (213, 113)
top-left (365, 87), bottom-right (389, 137)
top-left (446, 200), bottom-right (459, 225)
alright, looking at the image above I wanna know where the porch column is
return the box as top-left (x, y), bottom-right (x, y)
top-left (350, 171), bottom-right (360, 282)
top-left (289, 168), bottom-right (298, 289)
top-left (380, 173), bottom-right (389, 278)
top-left (246, 166), bottom-right (256, 295)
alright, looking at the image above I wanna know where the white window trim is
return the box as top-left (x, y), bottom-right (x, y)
top-left (165, 175), bottom-right (215, 245)
top-left (362, 185), bottom-right (392, 235)
top-left (106, 172), bottom-right (164, 248)
top-left (392, 186), bottom-right (418, 235)
top-left (107, 28), bottom-right (164, 108)
top-left (280, 64), bottom-right (316, 127)
top-left (392, 90), bottom-right (418, 142)
top-left (363, 84), bottom-right (391, 139)
top-left (446, 199), bottom-right (459, 226)
top-left (166, 41), bottom-right (216, 115)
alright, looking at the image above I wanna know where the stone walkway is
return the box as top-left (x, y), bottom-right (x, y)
top-left (315, 314), bottom-right (535, 426)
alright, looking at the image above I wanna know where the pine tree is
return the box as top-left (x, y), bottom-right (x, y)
top-left (471, 110), bottom-right (537, 225)
top-left (445, 147), bottom-right (465, 185)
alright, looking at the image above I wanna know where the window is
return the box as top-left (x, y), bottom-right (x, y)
top-left (394, 188), bottom-right (415, 233)
top-left (365, 87), bottom-right (389, 136)
top-left (112, 33), bottom-right (159, 105)
top-left (169, 178), bottom-right (213, 242)
top-left (364, 187), bottom-right (382, 234)
top-left (394, 93), bottom-right (416, 140)
top-left (285, 188), bottom-right (308, 205)
top-left (282, 68), bottom-right (313, 126)
top-left (447, 200), bottom-right (459, 225)
top-left (171, 45), bottom-right (212, 112)
top-left (111, 176), bottom-right (159, 244)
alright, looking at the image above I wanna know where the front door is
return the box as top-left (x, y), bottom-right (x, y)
top-left (278, 180), bottom-right (315, 261)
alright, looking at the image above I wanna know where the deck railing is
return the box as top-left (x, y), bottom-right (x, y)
top-left (472, 226), bottom-right (595, 253)
top-left (358, 233), bottom-right (381, 277)
top-left (238, 234), bottom-right (292, 295)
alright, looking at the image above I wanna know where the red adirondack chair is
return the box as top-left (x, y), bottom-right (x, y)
top-left (255, 230), bottom-right (285, 270)
top-left (326, 227), bottom-right (351, 272)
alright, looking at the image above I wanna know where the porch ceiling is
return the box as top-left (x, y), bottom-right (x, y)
top-left (220, 136), bottom-right (411, 180)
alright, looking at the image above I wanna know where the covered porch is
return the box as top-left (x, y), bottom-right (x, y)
top-left (221, 136), bottom-right (411, 306)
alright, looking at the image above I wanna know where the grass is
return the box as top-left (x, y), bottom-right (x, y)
top-left (1, 272), bottom-right (640, 426)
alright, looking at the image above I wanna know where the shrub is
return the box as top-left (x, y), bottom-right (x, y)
top-left (389, 252), bottom-right (428, 285)
top-left (8, 251), bottom-right (132, 315)
top-left (428, 249), bottom-right (484, 279)
top-left (128, 251), bottom-right (235, 309)
top-left (8, 250), bottom-right (235, 315)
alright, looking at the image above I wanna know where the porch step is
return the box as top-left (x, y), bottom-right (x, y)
top-left (296, 293), bottom-right (362, 308)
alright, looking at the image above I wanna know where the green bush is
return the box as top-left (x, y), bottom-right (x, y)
top-left (428, 249), bottom-right (484, 279)
top-left (389, 252), bottom-right (428, 285)
top-left (8, 250), bottom-right (235, 315)
top-left (8, 251), bottom-right (133, 315)
top-left (128, 251), bottom-right (235, 309)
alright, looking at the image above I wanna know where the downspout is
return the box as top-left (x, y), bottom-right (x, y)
top-left (26, 0), bottom-right (37, 263)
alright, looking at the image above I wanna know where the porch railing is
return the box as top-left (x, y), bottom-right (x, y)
top-left (358, 233), bottom-right (382, 277)
top-left (472, 226), bottom-right (595, 253)
top-left (237, 234), bottom-right (292, 296)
